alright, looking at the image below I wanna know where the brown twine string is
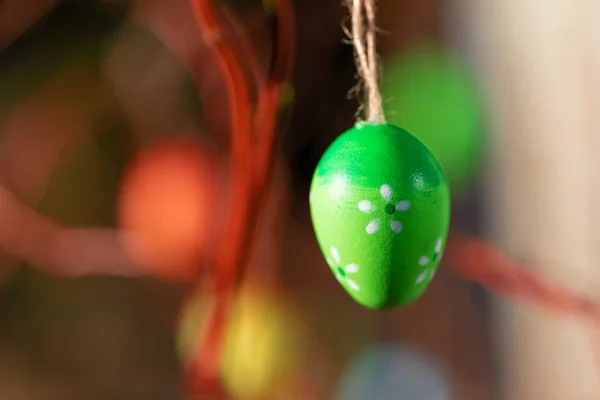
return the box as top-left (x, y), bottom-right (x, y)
top-left (347, 0), bottom-right (385, 123)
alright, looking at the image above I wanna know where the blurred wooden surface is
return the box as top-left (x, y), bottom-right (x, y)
top-left (456, 0), bottom-right (600, 398)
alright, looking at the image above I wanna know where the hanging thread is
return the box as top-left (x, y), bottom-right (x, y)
top-left (348, 0), bottom-right (385, 123)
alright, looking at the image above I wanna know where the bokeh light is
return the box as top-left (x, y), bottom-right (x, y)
top-left (117, 137), bottom-right (217, 282)
top-left (177, 282), bottom-right (307, 399)
top-left (335, 343), bottom-right (450, 400)
top-left (381, 44), bottom-right (483, 191)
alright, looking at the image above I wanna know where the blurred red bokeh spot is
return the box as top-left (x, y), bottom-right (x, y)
top-left (118, 138), bottom-right (217, 282)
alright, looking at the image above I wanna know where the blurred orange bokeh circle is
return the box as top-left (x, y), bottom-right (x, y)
top-left (118, 138), bottom-right (218, 282)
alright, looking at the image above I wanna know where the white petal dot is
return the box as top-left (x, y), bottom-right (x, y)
top-left (435, 237), bottom-right (443, 253)
top-left (415, 271), bottom-right (428, 284)
top-left (418, 256), bottom-right (429, 266)
top-left (366, 219), bottom-right (380, 234)
top-left (345, 263), bottom-right (359, 273)
top-left (395, 200), bottom-right (411, 211)
top-left (358, 200), bottom-right (376, 213)
top-left (326, 257), bottom-right (334, 267)
top-left (331, 246), bottom-right (341, 264)
top-left (335, 273), bottom-right (343, 283)
top-left (346, 279), bottom-right (360, 291)
top-left (429, 268), bottom-right (437, 281)
top-left (390, 220), bottom-right (403, 233)
top-left (380, 184), bottom-right (393, 202)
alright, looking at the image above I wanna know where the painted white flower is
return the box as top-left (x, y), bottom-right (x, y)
top-left (326, 246), bottom-right (360, 291)
top-left (415, 236), bottom-right (444, 285)
top-left (358, 183), bottom-right (411, 234)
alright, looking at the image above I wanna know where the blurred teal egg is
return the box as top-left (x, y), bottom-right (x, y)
top-left (381, 44), bottom-right (483, 191)
top-left (335, 343), bottom-right (450, 400)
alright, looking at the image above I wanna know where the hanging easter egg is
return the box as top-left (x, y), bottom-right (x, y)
top-left (310, 122), bottom-right (450, 309)
top-left (381, 44), bottom-right (483, 191)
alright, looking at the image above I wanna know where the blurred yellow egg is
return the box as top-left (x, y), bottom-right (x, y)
top-left (177, 283), bottom-right (306, 399)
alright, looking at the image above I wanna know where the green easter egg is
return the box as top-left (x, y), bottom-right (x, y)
top-left (310, 123), bottom-right (450, 309)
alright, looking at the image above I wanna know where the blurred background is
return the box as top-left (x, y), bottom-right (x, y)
top-left (0, 0), bottom-right (599, 399)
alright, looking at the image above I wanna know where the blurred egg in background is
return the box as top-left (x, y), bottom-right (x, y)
top-left (177, 281), bottom-right (307, 399)
top-left (118, 137), bottom-right (217, 282)
top-left (381, 44), bottom-right (484, 192)
top-left (335, 342), bottom-right (450, 400)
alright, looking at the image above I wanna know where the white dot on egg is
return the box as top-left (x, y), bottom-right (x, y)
top-left (415, 271), bottom-right (428, 284)
top-left (395, 200), bottom-right (410, 211)
top-left (331, 246), bottom-right (341, 264)
top-left (435, 237), bottom-right (443, 253)
top-left (418, 256), bottom-right (429, 266)
top-left (380, 184), bottom-right (393, 202)
top-left (366, 219), bottom-right (380, 234)
top-left (430, 268), bottom-right (437, 281)
top-left (346, 279), bottom-right (360, 291)
top-left (390, 220), bottom-right (403, 233)
top-left (358, 200), bottom-right (376, 213)
top-left (345, 263), bottom-right (359, 273)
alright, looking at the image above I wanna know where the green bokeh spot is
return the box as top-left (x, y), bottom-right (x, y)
top-left (381, 44), bottom-right (483, 190)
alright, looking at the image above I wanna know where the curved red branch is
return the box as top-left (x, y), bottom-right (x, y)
top-left (445, 232), bottom-right (600, 328)
top-left (187, 0), bottom-right (254, 396)
top-left (186, 0), bottom-right (295, 397)
top-left (0, 184), bottom-right (142, 277)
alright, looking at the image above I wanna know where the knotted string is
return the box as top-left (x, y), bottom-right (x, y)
top-left (347, 0), bottom-right (385, 123)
